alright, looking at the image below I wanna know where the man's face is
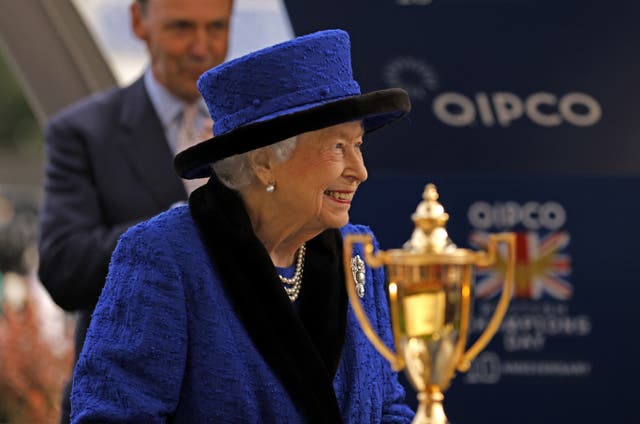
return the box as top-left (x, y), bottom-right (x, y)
top-left (132, 0), bottom-right (232, 101)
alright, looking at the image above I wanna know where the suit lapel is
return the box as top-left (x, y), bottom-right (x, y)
top-left (116, 77), bottom-right (187, 206)
top-left (189, 177), bottom-right (347, 424)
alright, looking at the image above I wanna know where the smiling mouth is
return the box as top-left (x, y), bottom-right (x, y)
top-left (324, 190), bottom-right (354, 202)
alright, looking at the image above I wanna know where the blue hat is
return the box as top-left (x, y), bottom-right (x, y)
top-left (175, 29), bottom-right (411, 179)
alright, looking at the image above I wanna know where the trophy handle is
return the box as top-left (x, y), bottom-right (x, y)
top-left (343, 234), bottom-right (404, 371)
top-left (457, 233), bottom-right (516, 372)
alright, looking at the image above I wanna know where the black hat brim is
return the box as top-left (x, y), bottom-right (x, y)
top-left (174, 88), bottom-right (411, 179)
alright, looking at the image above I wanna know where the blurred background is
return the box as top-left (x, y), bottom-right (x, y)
top-left (0, 0), bottom-right (291, 422)
top-left (1, 0), bottom-right (638, 422)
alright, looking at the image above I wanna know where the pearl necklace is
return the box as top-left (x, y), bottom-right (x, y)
top-left (278, 243), bottom-right (306, 302)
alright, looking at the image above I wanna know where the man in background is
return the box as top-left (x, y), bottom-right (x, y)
top-left (37, 0), bottom-right (233, 421)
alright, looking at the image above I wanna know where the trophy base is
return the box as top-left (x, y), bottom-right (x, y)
top-left (412, 390), bottom-right (450, 424)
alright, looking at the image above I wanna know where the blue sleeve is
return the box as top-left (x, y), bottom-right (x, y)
top-left (70, 225), bottom-right (187, 423)
top-left (345, 224), bottom-right (415, 423)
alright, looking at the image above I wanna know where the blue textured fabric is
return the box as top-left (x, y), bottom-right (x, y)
top-left (198, 29), bottom-right (361, 136)
top-left (70, 206), bottom-right (414, 423)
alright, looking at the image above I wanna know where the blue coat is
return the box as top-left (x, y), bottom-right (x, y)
top-left (71, 178), bottom-right (414, 423)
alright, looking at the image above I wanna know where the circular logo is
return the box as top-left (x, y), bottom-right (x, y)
top-left (383, 57), bottom-right (439, 100)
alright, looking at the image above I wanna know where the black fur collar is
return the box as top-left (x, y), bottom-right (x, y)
top-left (189, 176), bottom-right (347, 423)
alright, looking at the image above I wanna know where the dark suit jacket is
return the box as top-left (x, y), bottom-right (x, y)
top-left (37, 76), bottom-right (187, 419)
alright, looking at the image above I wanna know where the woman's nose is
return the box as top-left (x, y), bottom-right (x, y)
top-left (347, 149), bottom-right (368, 183)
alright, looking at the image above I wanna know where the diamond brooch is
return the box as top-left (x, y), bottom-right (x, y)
top-left (351, 255), bottom-right (366, 298)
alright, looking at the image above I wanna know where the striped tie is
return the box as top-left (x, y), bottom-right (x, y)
top-left (176, 103), bottom-right (212, 195)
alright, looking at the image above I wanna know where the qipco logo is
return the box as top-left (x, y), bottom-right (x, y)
top-left (433, 92), bottom-right (602, 127)
top-left (468, 201), bottom-right (566, 231)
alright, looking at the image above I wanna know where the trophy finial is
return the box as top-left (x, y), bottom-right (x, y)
top-left (424, 183), bottom-right (439, 201)
top-left (404, 183), bottom-right (455, 253)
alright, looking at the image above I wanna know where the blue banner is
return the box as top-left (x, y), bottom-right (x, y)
top-left (283, 0), bottom-right (640, 173)
top-left (282, 1), bottom-right (640, 422)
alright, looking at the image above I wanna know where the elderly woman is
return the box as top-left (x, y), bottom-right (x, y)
top-left (71, 29), bottom-right (413, 423)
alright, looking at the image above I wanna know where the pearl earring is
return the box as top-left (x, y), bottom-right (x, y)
top-left (266, 182), bottom-right (276, 193)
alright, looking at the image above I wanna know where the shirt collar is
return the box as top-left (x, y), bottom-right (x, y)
top-left (144, 68), bottom-right (209, 127)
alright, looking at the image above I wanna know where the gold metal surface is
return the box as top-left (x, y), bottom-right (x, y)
top-left (343, 233), bottom-right (403, 370)
top-left (343, 183), bottom-right (516, 424)
top-left (403, 291), bottom-right (446, 337)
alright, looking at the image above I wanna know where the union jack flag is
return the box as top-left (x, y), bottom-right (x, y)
top-left (469, 231), bottom-right (572, 300)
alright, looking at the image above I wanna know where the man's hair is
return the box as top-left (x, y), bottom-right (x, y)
top-left (136, 0), bottom-right (233, 15)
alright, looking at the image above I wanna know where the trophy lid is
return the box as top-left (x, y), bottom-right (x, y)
top-left (403, 184), bottom-right (457, 254)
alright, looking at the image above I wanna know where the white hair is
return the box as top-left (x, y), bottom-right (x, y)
top-left (212, 136), bottom-right (298, 190)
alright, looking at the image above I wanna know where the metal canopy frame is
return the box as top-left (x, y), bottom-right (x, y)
top-left (0, 0), bottom-right (117, 127)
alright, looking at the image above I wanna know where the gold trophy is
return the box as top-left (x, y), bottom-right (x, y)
top-left (344, 184), bottom-right (515, 424)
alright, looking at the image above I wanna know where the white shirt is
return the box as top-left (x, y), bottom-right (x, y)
top-left (143, 68), bottom-right (210, 154)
